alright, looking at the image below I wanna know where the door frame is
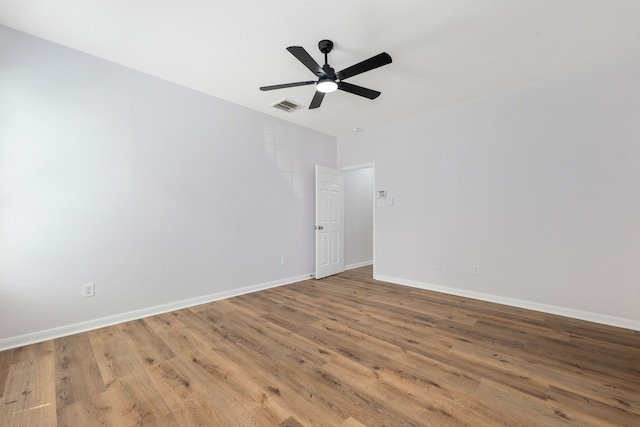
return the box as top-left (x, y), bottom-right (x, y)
top-left (341, 163), bottom-right (376, 277)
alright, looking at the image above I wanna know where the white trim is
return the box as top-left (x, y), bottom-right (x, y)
top-left (375, 274), bottom-right (640, 332)
top-left (371, 165), bottom-right (376, 277)
top-left (345, 260), bottom-right (373, 270)
top-left (0, 273), bottom-right (313, 352)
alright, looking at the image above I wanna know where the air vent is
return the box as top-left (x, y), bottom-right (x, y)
top-left (271, 99), bottom-right (301, 113)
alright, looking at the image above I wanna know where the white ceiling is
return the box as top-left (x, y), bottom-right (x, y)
top-left (2, 0), bottom-right (640, 137)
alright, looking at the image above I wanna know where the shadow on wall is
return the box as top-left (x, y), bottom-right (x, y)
top-left (264, 120), bottom-right (305, 198)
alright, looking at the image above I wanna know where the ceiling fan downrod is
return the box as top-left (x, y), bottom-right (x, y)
top-left (318, 39), bottom-right (333, 67)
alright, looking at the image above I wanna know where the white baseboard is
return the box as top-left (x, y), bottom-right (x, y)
top-left (345, 260), bottom-right (373, 270)
top-left (6, 271), bottom-right (636, 351)
top-left (375, 274), bottom-right (640, 332)
top-left (0, 273), bottom-right (314, 352)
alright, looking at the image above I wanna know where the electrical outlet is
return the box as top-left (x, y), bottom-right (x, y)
top-left (473, 265), bottom-right (480, 275)
top-left (83, 283), bottom-right (95, 298)
top-left (281, 256), bottom-right (287, 266)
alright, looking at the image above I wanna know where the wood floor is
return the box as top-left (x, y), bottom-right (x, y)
top-left (1, 266), bottom-right (639, 426)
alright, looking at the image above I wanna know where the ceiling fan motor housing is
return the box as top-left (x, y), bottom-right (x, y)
top-left (318, 39), bottom-right (334, 54)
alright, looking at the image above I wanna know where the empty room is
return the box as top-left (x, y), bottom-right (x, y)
top-left (1, 1), bottom-right (639, 426)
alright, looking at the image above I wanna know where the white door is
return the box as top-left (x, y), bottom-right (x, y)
top-left (315, 165), bottom-right (344, 279)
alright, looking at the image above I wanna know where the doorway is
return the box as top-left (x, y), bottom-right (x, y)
top-left (342, 164), bottom-right (375, 275)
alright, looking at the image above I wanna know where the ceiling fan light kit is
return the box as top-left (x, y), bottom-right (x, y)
top-left (260, 39), bottom-right (392, 109)
top-left (316, 78), bottom-right (338, 93)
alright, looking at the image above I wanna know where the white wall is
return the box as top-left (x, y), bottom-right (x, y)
top-left (338, 54), bottom-right (640, 329)
top-left (343, 167), bottom-right (373, 269)
top-left (0, 26), bottom-right (336, 349)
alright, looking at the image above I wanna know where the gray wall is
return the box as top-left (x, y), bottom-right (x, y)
top-left (0, 26), bottom-right (336, 349)
top-left (339, 54), bottom-right (640, 329)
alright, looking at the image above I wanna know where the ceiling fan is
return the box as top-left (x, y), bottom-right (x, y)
top-left (260, 40), bottom-right (392, 109)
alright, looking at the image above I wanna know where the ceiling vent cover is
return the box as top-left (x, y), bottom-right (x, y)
top-left (271, 99), bottom-right (301, 112)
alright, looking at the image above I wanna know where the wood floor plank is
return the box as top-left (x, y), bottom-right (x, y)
top-left (1, 265), bottom-right (639, 426)
top-left (548, 385), bottom-right (640, 427)
top-left (87, 325), bottom-right (177, 426)
top-left (184, 322), bottom-right (349, 426)
top-left (1, 354), bottom-right (56, 427)
top-left (0, 348), bottom-right (17, 400)
top-left (54, 333), bottom-right (106, 426)
top-left (118, 318), bottom-right (176, 365)
top-left (340, 417), bottom-right (367, 427)
top-left (95, 377), bottom-right (179, 427)
top-left (0, 341), bottom-right (54, 401)
top-left (148, 355), bottom-right (267, 426)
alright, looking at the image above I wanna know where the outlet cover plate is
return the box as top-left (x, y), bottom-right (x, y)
top-left (83, 283), bottom-right (95, 298)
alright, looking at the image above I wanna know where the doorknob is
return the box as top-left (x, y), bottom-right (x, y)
top-left (315, 225), bottom-right (324, 230)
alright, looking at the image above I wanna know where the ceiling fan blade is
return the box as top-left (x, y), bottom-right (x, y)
top-left (337, 52), bottom-right (392, 81)
top-left (338, 82), bottom-right (381, 99)
top-left (260, 81), bottom-right (316, 91)
top-left (287, 46), bottom-right (323, 76)
top-left (309, 91), bottom-right (325, 109)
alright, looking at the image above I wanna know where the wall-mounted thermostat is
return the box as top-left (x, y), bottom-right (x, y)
top-left (377, 190), bottom-right (387, 199)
